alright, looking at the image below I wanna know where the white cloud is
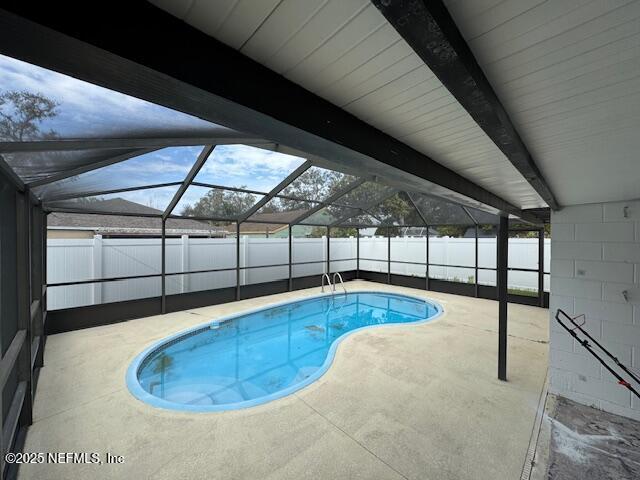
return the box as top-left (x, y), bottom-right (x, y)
top-left (197, 145), bottom-right (306, 192)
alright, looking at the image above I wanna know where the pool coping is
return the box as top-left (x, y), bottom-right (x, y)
top-left (125, 290), bottom-right (444, 413)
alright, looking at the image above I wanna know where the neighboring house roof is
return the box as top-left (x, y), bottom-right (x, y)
top-left (236, 210), bottom-right (306, 234)
top-left (47, 199), bottom-right (226, 236)
top-left (48, 200), bottom-right (314, 236)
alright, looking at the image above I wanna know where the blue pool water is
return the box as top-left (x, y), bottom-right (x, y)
top-left (127, 292), bottom-right (441, 411)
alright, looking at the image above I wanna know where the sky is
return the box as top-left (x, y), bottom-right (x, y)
top-left (1, 54), bottom-right (308, 213)
top-left (0, 54), bottom-right (219, 137)
top-left (43, 144), bottom-right (306, 212)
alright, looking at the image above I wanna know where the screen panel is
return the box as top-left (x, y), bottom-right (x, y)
top-left (44, 186), bottom-right (179, 215)
top-left (300, 205), bottom-right (360, 226)
top-left (335, 181), bottom-right (395, 209)
top-left (370, 192), bottom-right (426, 226)
top-left (4, 148), bottom-right (143, 185)
top-left (248, 197), bottom-right (320, 224)
top-left (174, 185), bottom-right (263, 219)
top-left (193, 145), bottom-right (306, 193)
top-left (409, 192), bottom-right (474, 225)
top-left (291, 225), bottom-right (326, 278)
top-left (279, 166), bottom-right (357, 202)
top-left (34, 146), bottom-right (203, 200)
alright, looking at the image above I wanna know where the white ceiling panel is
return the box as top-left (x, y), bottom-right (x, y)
top-left (443, 0), bottom-right (640, 205)
top-left (259, 1), bottom-right (371, 75)
top-left (288, 23), bottom-right (398, 90)
top-left (345, 66), bottom-right (434, 114)
top-left (150, 0), bottom-right (548, 209)
top-left (239, 0), bottom-right (330, 65)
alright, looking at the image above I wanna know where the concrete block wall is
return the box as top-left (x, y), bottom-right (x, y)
top-left (550, 201), bottom-right (640, 421)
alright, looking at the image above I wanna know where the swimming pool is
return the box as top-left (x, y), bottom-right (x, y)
top-left (126, 291), bottom-right (442, 412)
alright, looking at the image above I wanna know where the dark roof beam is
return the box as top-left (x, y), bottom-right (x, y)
top-left (0, 135), bottom-right (267, 154)
top-left (41, 181), bottom-right (183, 203)
top-left (163, 145), bottom-right (215, 220)
top-left (237, 160), bottom-right (312, 223)
top-left (372, 0), bottom-right (559, 210)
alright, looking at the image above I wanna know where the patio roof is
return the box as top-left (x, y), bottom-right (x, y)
top-left (0, 3), bottom-right (552, 225)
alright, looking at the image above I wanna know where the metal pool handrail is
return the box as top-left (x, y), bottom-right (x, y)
top-left (332, 272), bottom-right (347, 295)
top-left (321, 273), bottom-right (332, 293)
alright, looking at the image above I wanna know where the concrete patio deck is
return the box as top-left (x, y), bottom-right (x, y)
top-left (20, 281), bottom-right (549, 480)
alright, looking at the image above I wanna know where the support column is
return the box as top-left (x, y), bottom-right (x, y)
top-left (236, 222), bottom-right (240, 301)
top-left (497, 216), bottom-right (509, 381)
top-left (475, 224), bottom-right (479, 297)
top-left (387, 228), bottom-right (391, 284)
top-left (288, 225), bottom-right (292, 292)
top-left (16, 191), bottom-right (33, 427)
top-left (161, 218), bottom-right (166, 314)
top-left (37, 210), bottom-right (46, 368)
top-left (426, 226), bottom-right (430, 291)
top-left (356, 228), bottom-right (360, 279)
top-left (538, 227), bottom-right (545, 308)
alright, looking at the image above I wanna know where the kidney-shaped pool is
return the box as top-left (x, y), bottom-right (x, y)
top-left (126, 291), bottom-right (442, 412)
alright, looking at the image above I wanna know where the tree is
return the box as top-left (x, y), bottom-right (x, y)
top-left (433, 225), bottom-right (467, 237)
top-left (180, 188), bottom-right (256, 222)
top-left (509, 223), bottom-right (551, 238)
top-left (370, 193), bottom-right (413, 235)
top-left (0, 90), bottom-right (59, 141)
top-left (279, 167), bottom-right (352, 206)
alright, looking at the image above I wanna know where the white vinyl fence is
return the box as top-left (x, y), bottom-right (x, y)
top-left (47, 235), bottom-right (549, 310)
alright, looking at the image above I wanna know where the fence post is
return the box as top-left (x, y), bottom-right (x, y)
top-left (403, 235), bottom-right (409, 275)
top-left (426, 227), bottom-right (430, 291)
top-left (387, 229), bottom-right (391, 284)
top-left (240, 235), bottom-right (248, 287)
top-left (326, 227), bottom-right (331, 275)
top-left (92, 234), bottom-right (102, 304)
top-left (322, 234), bottom-right (328, 274)
top-left (181, 235), bottom-right (189, 293)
